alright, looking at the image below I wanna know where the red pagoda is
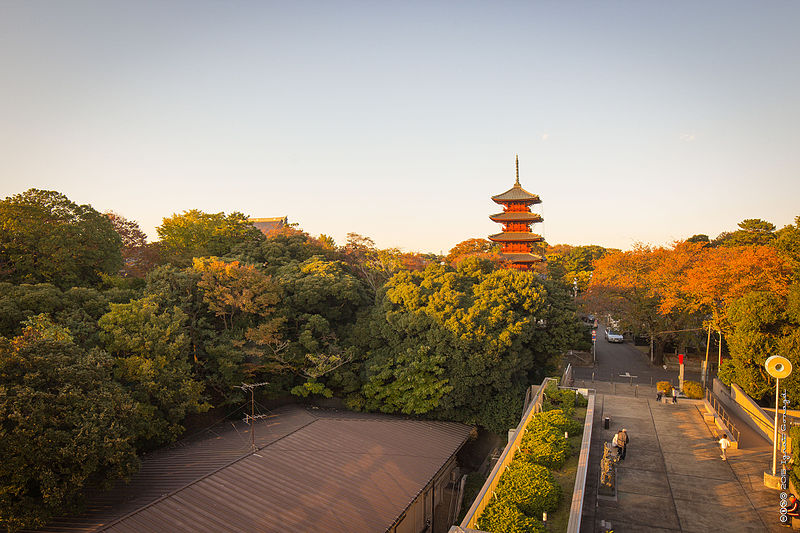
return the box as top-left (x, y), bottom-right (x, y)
top-left (488, 156), bottom-right (544, 270)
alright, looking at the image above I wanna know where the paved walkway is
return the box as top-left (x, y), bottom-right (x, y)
top-left (581, 395), bottom-right (785, 533)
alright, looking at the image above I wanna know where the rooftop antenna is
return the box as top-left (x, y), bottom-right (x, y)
top-left (236, 381), bottom-right (270, 450)
top-left (515, 154), bottom-right (520, 186)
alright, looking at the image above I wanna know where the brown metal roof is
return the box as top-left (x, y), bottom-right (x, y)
top-left (491, 184), bottom-right (541, 204)
top-left (488, 232), bottom-right (544, 242)
top-left (26, 406), bottom-right (471, 533)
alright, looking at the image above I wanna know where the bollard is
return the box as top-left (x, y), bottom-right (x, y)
top-left (613, 383), bottom-right (617, 394)
top-left (592, 372), bottom-right (595, 383)
top-left (635, 384), bottom-right (638, 398)
top-left (650, 376), bottom-right (653, 386)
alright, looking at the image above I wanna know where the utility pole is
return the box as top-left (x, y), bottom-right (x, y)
top-left (237, 382), bottom-right (270, 450)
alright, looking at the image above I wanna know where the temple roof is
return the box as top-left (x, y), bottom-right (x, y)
top-left (499, 252), bottom-right (544, 263)
top-left (488, 232), bottom-right (544, 242)
top-left (489, 212), bottom-right (544, 223)
top-left (491, 184), bottom-right (541, 204)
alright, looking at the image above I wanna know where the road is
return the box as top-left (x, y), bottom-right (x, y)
top-left (571, 324), bottom-right (701, 387)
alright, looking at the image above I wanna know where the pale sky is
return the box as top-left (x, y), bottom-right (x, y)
top-left (1, 1), bottom-right (798, 254)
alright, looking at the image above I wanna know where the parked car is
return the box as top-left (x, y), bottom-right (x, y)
top-left (605, 329), bottom-right (624, 343)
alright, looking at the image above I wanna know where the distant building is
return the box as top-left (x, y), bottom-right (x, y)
top-left (251, 216), bottom-right (288, 235)
top-left (31, 405), bottom-right (472, 533)
top-left (488, 156), bottom-right (545, 269)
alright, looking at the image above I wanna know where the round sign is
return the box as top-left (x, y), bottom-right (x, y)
top-left (765, 355), bottom-right (792, 379)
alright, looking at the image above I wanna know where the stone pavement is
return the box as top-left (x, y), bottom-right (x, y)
top-left (581, 394), bottom-right (785, 532)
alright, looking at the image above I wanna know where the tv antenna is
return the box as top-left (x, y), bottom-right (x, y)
top-left (236, 381), bottom-right (270, 450)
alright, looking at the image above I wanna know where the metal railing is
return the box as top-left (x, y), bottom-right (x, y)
top-left (705, 389), bottom-right (741, 443)
top-left (458, 378), bottom-right (555, 530)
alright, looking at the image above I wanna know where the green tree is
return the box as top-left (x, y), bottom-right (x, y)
top-left (156, 210), bottom-right (264, 266)
top-left (718, 285), bottom-right (800, 406)
top-left (0, 316), bottom-right (139, 531)
top-left (715, 218), bottom-right (776, 247)
top-left (0, 189), bottom-right (122, 288)
top-left (99, 295), bottom-right (208, 447)
top-left (357, 258), bottom-right (580, 429)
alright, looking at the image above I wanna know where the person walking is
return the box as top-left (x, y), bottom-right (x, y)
top-left (612, 429), bottom-right (629, 461)
top-left (672, 387), bottom-right (678, 404)
top-left (719, 433), bottom-right (731, 461)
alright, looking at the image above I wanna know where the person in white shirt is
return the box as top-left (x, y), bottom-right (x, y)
top-left (719, 433), bottom-right (731, 461)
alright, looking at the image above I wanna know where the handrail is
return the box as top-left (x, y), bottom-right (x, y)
top-left (566, 390), bottom-right (595, 533)
top-left (459, 377), bottom-right (555, 530)
top-left (706, 389), bottom-right (741, 443)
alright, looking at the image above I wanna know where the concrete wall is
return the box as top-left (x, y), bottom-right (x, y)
top-left (713, 379), bottom-right (773, 443)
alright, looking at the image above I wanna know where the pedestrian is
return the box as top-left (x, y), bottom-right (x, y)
top-left (657, 390), bottom-right (663, 402)
top-left (672, 387), bottom-right (678, 404)
top-left (719, 433), bottom-right (731, 461)
top-left (612, 429), bottom-right (629, 461)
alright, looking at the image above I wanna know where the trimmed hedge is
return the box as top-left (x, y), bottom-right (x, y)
top-left (478, 499), bottom-right (544, 533)
top-left (683, 380), bottom-right (704, 399)
top-left (656, 381), bottom-right (673, 394)
top-left (496, 459), bottom-right (561, 517)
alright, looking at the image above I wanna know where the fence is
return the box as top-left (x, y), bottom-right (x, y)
top-left (704, 389), bottom-right (741, 444)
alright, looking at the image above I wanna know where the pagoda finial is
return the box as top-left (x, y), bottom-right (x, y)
top-left (515, 154), bottom-right (520, 186)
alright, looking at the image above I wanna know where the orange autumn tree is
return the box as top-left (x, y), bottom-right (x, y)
top-left (587, 243), bottom-right (704, 363)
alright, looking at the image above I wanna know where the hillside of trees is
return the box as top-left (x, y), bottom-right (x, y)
top-left (0, 189), bottom-right (588, 530)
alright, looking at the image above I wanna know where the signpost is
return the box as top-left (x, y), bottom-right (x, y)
top-left (678, 353), bottom-right (685, 391)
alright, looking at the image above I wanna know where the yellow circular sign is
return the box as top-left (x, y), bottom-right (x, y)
top-left (765, 355), bottom-right (792, 379)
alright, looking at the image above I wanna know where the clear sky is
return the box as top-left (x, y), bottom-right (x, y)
top-left (1, 1), bottom-right (798, 254)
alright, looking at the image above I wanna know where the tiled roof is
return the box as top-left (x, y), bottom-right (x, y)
top-left (499, 253), bottom-right (544, 263)
top-left (27, 406), bottom-right (472, 533)
top-left (488, 232), bottom-right (544, 242)
top-left (251, 217), bottom-right (288, 235)
top-left (491, 184), bottom-right (541, 203)
top-left (488, 212), bottom-right (543, 223)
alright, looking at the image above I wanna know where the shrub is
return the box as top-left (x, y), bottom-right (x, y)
top-left (478, 499), bottom-right (544, 533)
top-left (656, 381), bottom-right (673, 394)
top-left (520, 427), bottom-right (570, 469)
top-left (495, 459), bottom-right (561, 517)
top-left (531, 409), bottom-right (582, 436)
top-left (682, 380), bottom-right (704, 399)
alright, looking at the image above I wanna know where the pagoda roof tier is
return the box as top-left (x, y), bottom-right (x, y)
top-left (489, 212), bottom-right (543, 223)
top-left (491, 184), bottom-right (541, 204)
top-left (499, 253), bottom-right (544, 263)
top-left (488, 232), bottom-right (544, 242)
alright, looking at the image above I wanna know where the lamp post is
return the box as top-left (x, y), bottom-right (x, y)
top-left (765, 355), bottom-right (792, 479)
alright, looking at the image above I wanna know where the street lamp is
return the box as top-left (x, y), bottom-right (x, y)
top-left (573, 277), bottom-right (578, 300)
top-left (765, 355), bottom-right (792, 480)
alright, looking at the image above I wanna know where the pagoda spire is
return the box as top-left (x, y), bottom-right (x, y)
top-left (515, 154), bottom-right (520, 186)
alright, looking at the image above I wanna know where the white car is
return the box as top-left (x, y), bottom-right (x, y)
top-left (605, 329), bottom-right (624, 343)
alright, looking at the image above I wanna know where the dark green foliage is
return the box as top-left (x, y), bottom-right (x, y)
top-left (0, 316), bottom-right (139, 531)
top-left (541, 382), bottom-right (586, 418)
top-left (477, 384), bottom-right (527, 435)
top-left (0, 189), bottom-right (122, 288)
top-left (99, 296), bottom-right (209, 447)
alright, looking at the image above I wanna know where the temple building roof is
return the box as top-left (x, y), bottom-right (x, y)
top-left (499, 253), bottom-right (544, 263)
top-left (489, 212), bottom-right (544, 223)
top-left (491, 184), bottom-right (541, 204)
top-left (488, 232), bottom-right (544, 242)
